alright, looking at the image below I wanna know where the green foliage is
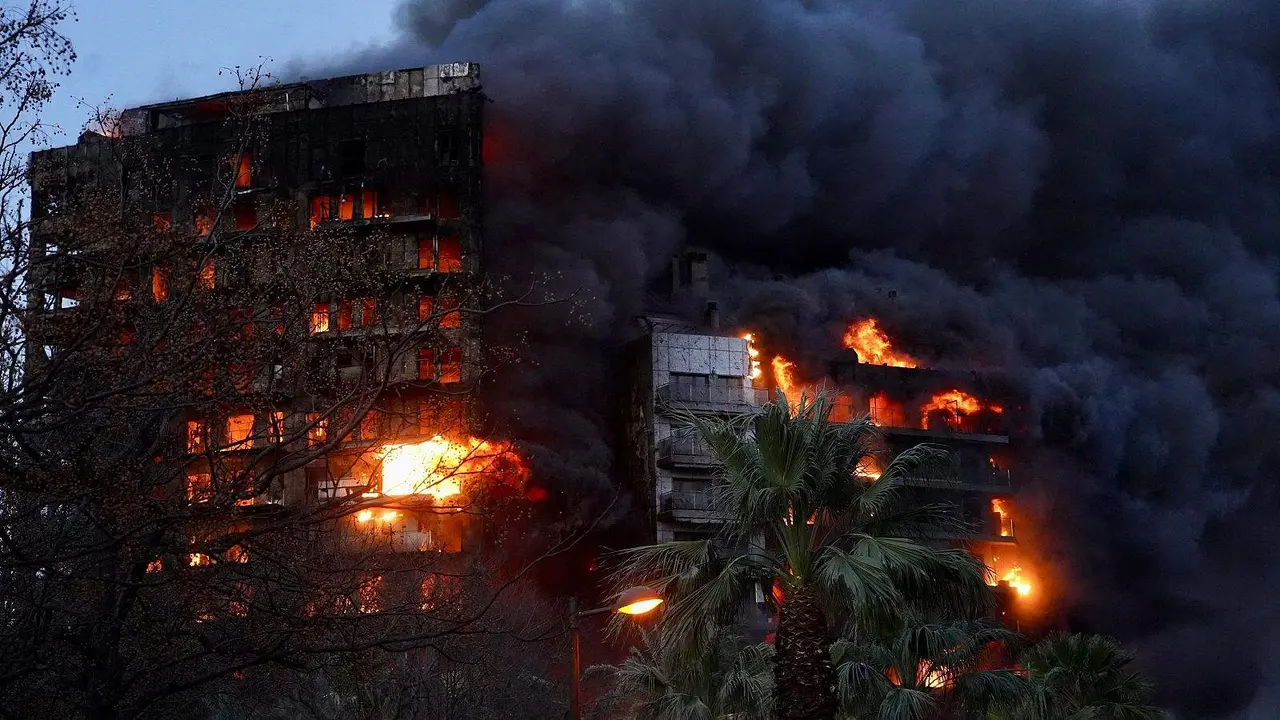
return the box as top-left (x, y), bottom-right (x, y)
top-left (832, 618), bottom-right (1025, 720)
top-left (616, 389), bottom-right (991, 653)
top-left (994, 633), bottom-right (1166, 720)
top-left (589, 623), bottom-right (774, 720)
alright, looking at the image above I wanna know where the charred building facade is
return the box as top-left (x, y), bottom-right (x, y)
top-left (25, 64), bottom-right (505, 565)
top-left (623, 253), bottom-right (1029, 621)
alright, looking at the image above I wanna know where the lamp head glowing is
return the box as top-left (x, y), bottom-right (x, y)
top-left (615, 586), bottom-right (663, 615)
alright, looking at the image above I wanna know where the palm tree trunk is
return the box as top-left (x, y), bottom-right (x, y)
top-left (773, 584), bottom-right (837, 720)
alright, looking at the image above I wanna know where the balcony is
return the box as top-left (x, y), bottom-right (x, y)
top-left (899, 460), bottom-right (1014, 493)
top-left (655, 383), bottom-right (767, 414)
top-left (659, 489), bottom-right (725, 523)
top-left (657, 435), bottom-right (718, 467)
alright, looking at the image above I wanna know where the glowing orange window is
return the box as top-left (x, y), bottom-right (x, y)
top-left (439, 295), bottom-right (461, 328)
top-left (437, 236), bottom-right (462, 272)
top-left (151, 264), bottom-right (170, 302)
top-left (194, 208), bottom-right (214, 236)
top-left (309, 303), bottom-right (330, 334)
top-left (360, 411), bottom-right (379, 440)
top-left (153, 212), bottom-right (173, 232)
top-left (358, 575), bottom-right (382, 614)
top-left (418, 348), bottom-right (435, 380)
top-left (186, 420), bottom-right (206, 454)
top-left (336, 301), bottom-right (353, 331)
top-left (197, 260), bottom-right (216, 290)
top-left (233, 153), bottom-right (252, 188)
top-left (440, 347), bottom-right (462, 384)
top-left (186, 472), bottom-right (213, 503)
top-left (309, 196), bottom-right (330, 229)
top-left (338, 193), bottom-right (354, 221)
top-left (226, 414), bottom-right (254, 450)
top-left (269, 411), bottom-right (285, 443)
top-left (360, 189), bottom-right (377, 219)
top-left (306, 413), bottom-right (327, 446)
top-left (417, 296), bottom-right (433, 323)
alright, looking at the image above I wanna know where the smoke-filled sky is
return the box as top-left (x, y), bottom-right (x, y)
top-left (312, 1), bottom-right (1280, 716)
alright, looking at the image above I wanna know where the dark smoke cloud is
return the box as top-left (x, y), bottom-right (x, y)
top-left (316, 0), bottom-right (1280, 714)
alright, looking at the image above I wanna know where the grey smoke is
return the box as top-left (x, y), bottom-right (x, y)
top-left (317, 0), bottom-right (1280, 715)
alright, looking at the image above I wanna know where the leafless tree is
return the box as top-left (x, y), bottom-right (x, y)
top-left (0, 19), bottom-right (575, 720)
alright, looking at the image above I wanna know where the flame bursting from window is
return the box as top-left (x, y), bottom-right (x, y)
top-left (843, 318), bottom-right (918, 368)
top-left (741, 333), bottom-right (763, 381)
top-left (920, 389), bottom-right (1003, 431)
top-left (377, 435), bottom-right (528, 500)
top-left (991, 498), bottom-right (1013, 537)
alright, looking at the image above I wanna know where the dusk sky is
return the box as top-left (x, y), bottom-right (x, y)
top-left (46, 0), bottom-right (402, 145)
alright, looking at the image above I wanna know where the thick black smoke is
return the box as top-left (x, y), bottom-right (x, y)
top-left (321, 0), bottom-right (1280, 715)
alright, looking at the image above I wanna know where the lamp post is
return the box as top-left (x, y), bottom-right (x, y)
top-left (568, 586), bottom-right (663, 720)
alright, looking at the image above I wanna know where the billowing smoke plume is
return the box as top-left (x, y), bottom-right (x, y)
top-left (321, 0), bottom-right (1280, 715)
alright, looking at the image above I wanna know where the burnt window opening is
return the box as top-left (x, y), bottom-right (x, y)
top-left (437, 128), bottom-right (459, 167)
top-left (337, 139), bottom-right (366, 176)
top-left (233, 201), bottom-right (256, 231)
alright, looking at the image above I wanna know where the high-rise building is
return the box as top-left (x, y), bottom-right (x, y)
top-left (25, 64), bottom-right (500, 561)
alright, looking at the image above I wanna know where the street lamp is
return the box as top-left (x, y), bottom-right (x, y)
top-left (568, 586), bottom-right (663, 720)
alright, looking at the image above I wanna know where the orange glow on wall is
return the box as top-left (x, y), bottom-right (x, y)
top-left (843, 318), bottom-right (918, 367)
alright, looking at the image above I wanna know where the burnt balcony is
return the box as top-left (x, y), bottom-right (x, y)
top-left (659, 489), bottom-right (725, 523)
top-left (657, 435), bottom-right (718, 467)
top-left (655, 383), bottom-right (768, 414)
top-left (898, 454), bottom-right (1014, 493)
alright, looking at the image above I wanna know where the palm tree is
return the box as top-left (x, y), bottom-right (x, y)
top-left (832, 618), bottom-right (1027, 719)
top-left (617, 391), bottom-right (992, 720)
top-left (590, 622), bottom-right (774, 719)
top-left (998, 633), bottom-right (1165, 719)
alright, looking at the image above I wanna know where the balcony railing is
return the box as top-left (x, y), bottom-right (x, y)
top-left (657, 435), bottom-right (718, 467)
top-left (655, 383), bottom-right (768, 413)
top-left (898, 456), bottom-right (1014, 491)
top-left (659, 489), bottom-right (724, 521)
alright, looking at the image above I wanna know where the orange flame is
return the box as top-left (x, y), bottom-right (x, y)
top-left (991, 498), bottom-right (1013, 537)
top-left (920, 389), bottom-right (1003, 431)
top-left (741, 333), bottom-right (763, 381)
top-left (772, 356), bottom-right (798, 399)
top-left (378, 435), bottom-right (527, 500)
top-left (987, 551), bottom-right (1035, 599)
top-left (857, 454), bottom-right (883, 481)
top-left (843, 318), bottom-right (918, 368)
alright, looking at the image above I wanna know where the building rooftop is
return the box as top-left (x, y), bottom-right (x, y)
top-left (116, 63), bottom-right (481, 136)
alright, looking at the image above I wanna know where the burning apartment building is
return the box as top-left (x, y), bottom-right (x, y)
top-left (623, 252), bottom-right (1031, 621)
top-left (21, 63), bottom-right (530, 606)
